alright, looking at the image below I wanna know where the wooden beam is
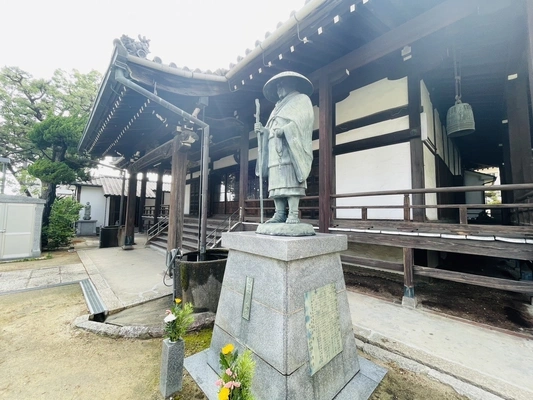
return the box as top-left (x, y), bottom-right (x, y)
top-left (408, 75), bottom-right (425, 222)
top-left (333, 128), bottom-right (416, 156)
top-left (138, 173), bottom-right (148, 233)
top-left (403, 247), bottom-right (415, 298)
top-left (167, 135), bottom-right (189, 253)
top-left (526, 0), bottom-right (533, 121)
top-left (129, 139), bottom-right (173, 174)
top-left (345, 231), bottom-right (533, 261)
top-left (238, 129), bottom-right (250, 217)
top-left (414, 265), bottom-right (533, 294)
top-left (341, 254), bottom-right (403, 272)
top-left (309, 0), bottom-right (486, 84)
top-left (506, 69), bottom-right (533, 196)
top-left (124, 171), bottom-right (137, 249)
top-left (318, 72), bottom-right (333, 233)
top-left (153, 164), bottom-right (164, 226)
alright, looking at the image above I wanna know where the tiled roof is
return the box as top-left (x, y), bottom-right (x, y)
top-left (78, 176), bottom-right (171, 198)
top-left (121, 1), bottom-right (311, 77)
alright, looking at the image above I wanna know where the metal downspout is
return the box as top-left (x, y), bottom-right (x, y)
top-left (114, 68), bottom-right (210, 257)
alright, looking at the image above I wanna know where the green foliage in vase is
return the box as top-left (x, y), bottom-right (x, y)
top-left (164, 298), bottom-right (194, 342)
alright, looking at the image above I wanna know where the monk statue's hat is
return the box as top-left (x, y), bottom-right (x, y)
top-left (263, 71), bottom-right (314, 103)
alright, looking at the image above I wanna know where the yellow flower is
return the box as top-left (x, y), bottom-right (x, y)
top-left (175, 298), bottom-right (182, 304)
top-left (221, 343), bottom-right (234, 355)
top-left (218, 387), bottom-right (230, 400)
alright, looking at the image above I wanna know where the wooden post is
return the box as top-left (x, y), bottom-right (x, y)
top-left (153, 164), bottom-right (164, 226)
top-left (361, 207), bottom-right (367, 221)
top-left (526, 0), bottom-right (533, 121)
top-left (318, 71), bottom-right (333, 233)
top-left (238, 129), bottom-right (250, 221)
top-left (123, 170), bottom-right (137, 249)
top-left (167, 134), bottom-right (190, 252)
top-left (506, 67), bottom-right (533, 202)
top-left (459, 206), bottom-right (468, 224)
top-left (408, 74), bottom-right (425, 222)
top-left (402, 247), bottom-right (417, 308)
top-left (138, 173), bottom-right (148, 233)
top-left (403, 194), bottom-right (411, 221)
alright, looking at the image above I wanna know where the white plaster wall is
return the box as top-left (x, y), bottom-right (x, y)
top-left (79, 186), bottom-right (106, 227)
top-left (214, 155), bottom-right (237, 170)
top-left (336, 77), bottom-right (408, 125)
top-left (184, 184), bottom-right (191, 215)
top-left (335, 142), bottom-right (411, 219)
top-left (424, 144), bottom-right (438, 221)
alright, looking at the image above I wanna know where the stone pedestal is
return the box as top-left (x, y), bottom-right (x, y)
top-left (76, 220), bottom-right (97, 236)
top-left (185, 232), bottom-right (386, 400)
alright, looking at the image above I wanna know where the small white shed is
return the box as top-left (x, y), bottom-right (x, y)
top-left (0, 195), bottom-right (45, 261)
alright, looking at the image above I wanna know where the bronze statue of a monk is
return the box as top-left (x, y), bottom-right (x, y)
top-left (255, 71), bottom-right (314, 230)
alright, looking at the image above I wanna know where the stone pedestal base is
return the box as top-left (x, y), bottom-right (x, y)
top-left (185, 232), bottom-right (386, 400)
top-left (76, 220), bottom-right (97, 236)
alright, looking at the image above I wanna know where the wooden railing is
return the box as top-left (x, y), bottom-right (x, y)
top-left (244, 183), bottom-right (533, 226)
top-left (143, 205), bottom-right (170, 218)
top-left (332, 183), bottom-right (533, 225)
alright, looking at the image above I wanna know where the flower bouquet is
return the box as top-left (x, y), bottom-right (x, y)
top-left (164, 298), bottom-right (194, 342)
top-left (215, 343), bottom-right (255, 400)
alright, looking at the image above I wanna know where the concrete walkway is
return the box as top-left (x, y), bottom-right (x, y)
top-left (1, 237), bottom-right (532, 400)
top-left (349, 290), bottom-right (533, 400)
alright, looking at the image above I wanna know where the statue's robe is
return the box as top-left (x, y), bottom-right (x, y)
top-left (256, 92), bottom-right (314, 198)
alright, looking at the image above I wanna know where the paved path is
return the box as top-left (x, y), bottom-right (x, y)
top-left (76, 245), bottom-right (172, 310)
top-left (348, 290), bottom-right (533, 400)
top-left (0, 263), bottom-right (88, 294)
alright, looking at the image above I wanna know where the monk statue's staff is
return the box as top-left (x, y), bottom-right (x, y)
top-left (255, 98), bottom-right (264, 224)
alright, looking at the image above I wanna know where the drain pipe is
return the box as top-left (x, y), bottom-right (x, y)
top-left (114, 67), bottom-right (210, 259)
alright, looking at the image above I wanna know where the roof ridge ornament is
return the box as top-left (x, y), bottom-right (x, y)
top-left (120, 34), bottom-right (151, 58)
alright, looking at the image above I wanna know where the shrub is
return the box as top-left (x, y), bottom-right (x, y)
top-left (45, 197), bottom-right (83, 249)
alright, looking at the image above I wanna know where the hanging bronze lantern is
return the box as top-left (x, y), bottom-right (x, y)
top-left (446, 47), bottom-right (475, 137)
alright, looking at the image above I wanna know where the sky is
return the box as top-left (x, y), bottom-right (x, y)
top-left (1, 0), bottom-right (307, 79)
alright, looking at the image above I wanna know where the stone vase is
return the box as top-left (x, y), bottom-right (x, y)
top-left (159, 338), bottom-right (185, 398)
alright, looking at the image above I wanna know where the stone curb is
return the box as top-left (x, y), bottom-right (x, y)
top-left (73, 311), bottom-right (216, 339)
top-left (353, 329), bottom-right (528, 400)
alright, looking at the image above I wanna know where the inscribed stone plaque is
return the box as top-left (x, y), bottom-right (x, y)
top-left (304, 283), bottom-right (343, 375)
top-left (242, 276), bottom-right (254, 320)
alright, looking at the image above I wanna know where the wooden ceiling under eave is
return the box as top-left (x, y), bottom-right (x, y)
top-left (228, 0), bottom-right (526, 170)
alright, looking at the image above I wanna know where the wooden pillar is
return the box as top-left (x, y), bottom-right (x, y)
top-left (408, 74), bottom-right (425, 222)
top-left (138, 173), bottom-right (148, 233)
top-left (153, 164), bottom-right (164, 226)
top-left (506, 70), bottom-right (533, 192)
top-left (123, 170), bottom-right (137, 249)
top-left (238, 129), bottom-right (250, 221)
top-left (318, 72), bottom-right (333, 233)
top-left (167, 134), bottom-right (190, 252)
top-left (402, 247), bottom-right (417, 308)
top-left (526, 0), bottom-right (533, 120)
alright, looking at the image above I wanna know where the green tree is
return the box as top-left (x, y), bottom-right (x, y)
top-left (0, 66), bottom-right (101, 242)
top-left (45, 197), bottom-right (83, 249)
